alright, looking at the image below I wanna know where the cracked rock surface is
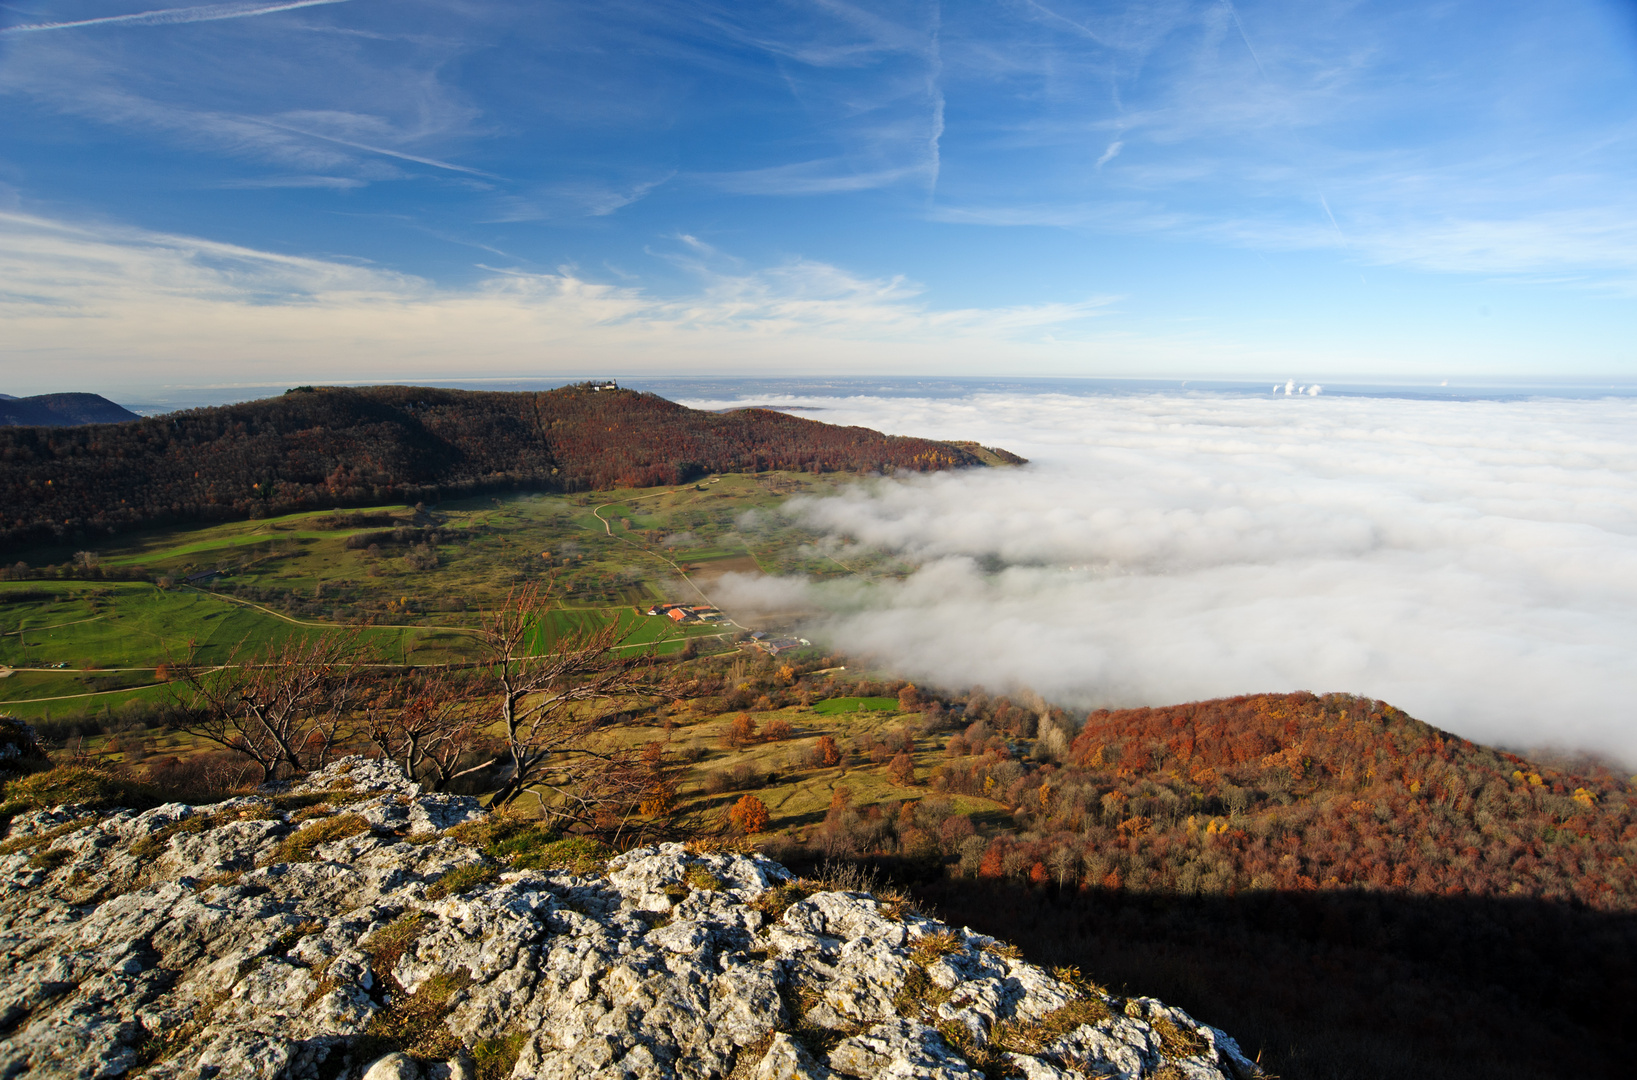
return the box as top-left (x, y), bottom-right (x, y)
top-left (0, 759), bottom-right (1262, 1080)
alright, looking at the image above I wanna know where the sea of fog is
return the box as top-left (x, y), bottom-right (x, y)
top-left (657, 381), bottom-right (1637, 765)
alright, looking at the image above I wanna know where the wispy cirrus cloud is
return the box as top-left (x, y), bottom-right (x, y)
top-left (699, 159), bottom-right (931, 196)
top-left (0, 0), bottom-right (350, 35)
top-left (0, 0), bottom-right (487, 187)
top-left (692, 0), bottom-right (947, 197)
top-left (931, 0), bottom-right (1637, 281)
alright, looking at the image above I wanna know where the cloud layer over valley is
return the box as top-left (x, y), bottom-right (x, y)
top-left (689, 390), bottom-right (1637, 761)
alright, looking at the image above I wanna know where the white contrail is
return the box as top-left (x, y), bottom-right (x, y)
top-left (247, 117), bottom-right (503, 179)
top-left (1219, 0), bottom-right (1267, 81)
top-left (1, 0), bottom-right (350, 35)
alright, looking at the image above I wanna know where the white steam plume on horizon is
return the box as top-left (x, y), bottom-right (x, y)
top-left (682, 390), bottom-right (1637, 762)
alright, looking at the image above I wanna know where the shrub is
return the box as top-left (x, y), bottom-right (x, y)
top-left (816, 735), bottom-right (842, 768)
top-left (888, 752), bottom-right (917, 786)
top-left (729, 795), bottom-right (771, 834)
top-left (0, 718), bottom-right (50, 780)
top-left (143, 751), bottom-right (258, 803)
top-left (726, 713), bottom-right (759, 747)
top-left (899, 826), bottom-right (937, 859)
top-left (762, 718), bottom-right (794, 742)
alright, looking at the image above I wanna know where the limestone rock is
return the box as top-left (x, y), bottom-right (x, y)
top-left (362, 1052), bottom-right (422, 1080)
top-left (0, 757), bottom-right (1262, 1080)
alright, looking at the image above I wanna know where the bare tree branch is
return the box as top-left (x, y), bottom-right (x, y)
top-left (356, 668), bottom-right (499, 792)
top-left (170, 628), bottom-right (372, 783)
top-left (475, 584), bottom-right (658, 822)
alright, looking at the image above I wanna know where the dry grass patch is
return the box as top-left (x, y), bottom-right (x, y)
top-left (264, 813), bottom-right (371, 865)
top-left (193, 869), bottom-right (246, 891)
top-left (908, 930), bottom-right (965, 967)
top-left (0, 765), bottom-right (162, 828)
top-left (363, 912), bottom-right (428, 981)
top-left (751, 881), bottom-right (811, 921)
top-left (685, 866), bottom-right (726, 892)
top-left (358, 968), bottom-right (473, 1061)
top-left (931, 1019), bottom-right (1015, 1079)
top-left (979, 939), bottom-right (1024, 960)
top-left (892, 964), bottom-right (953, 1017)
top-left (0, 817), bottom-right (95, 857)
top-left (425, 863), bottom-right (500, 900)
top-left (129, 812), bottom-right (221, 859)
top-left (471, 1032), bottom-right (527, 1080)
top-left (1151, 1015), bottom-right (1209, 1060)
top-left (446, 810), bottom-right (610, 874)
top-left (29, 847), bottom-right (74, 871)
top-left (991, 999), bottom-right (1113, 1056)
top-left (726, 1032), bottom-right (777, 1080)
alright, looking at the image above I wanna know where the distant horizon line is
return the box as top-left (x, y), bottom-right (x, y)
top-left (17, 373), bottom-right (1637, 416)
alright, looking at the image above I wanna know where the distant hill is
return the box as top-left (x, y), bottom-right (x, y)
top-left (0, 383), bottom-right (1018, 550)
top-left (0, 393), bottom-right (139, 428)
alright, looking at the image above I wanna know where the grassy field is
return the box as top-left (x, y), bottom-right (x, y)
top-left (0, 469), bottom-right (971, 840)
top-left (811, 696), bottom-right (899, 715)
top-left (0, 471), bottom-right (908, 718)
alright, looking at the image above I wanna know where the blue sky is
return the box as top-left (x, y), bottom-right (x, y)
top-left (2, 0), bottom-right (1635, 392)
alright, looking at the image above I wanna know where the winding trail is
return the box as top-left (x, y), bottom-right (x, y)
top-left (592, 484), bottom-right (754, 634)
top-left (0, 615), bottom-right (105, 637)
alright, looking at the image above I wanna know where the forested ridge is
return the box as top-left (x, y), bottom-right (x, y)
top-left (0, 393), bottom-right (139, 428)
top-left (760, 686), bottom-right (1637, 1078)
top-left (0, 384), bottom-right (1001, 550)
top-left (880, 691), bottom-right (1635, 909)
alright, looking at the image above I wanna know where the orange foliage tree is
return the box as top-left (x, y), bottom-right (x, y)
top-left (729, 794), bottom-right (771, 834)
top-left (816, 734), bottom-right (842, 767)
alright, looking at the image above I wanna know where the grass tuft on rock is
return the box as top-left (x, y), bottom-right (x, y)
top-left (358, 968), bottom-right (473, 1062)
top-left (0, 817), bottom-right (95, 857)
top-left (471, 1032), bottom-right (527, 1080)
top-left (446, 810), bottom-right (608, 873)
top-left (129, 812), bottom-right (220, 859)
top-left (0, 764), bottom-right (163, 829)
top-left (512, 836), bottom-right (610, 874)
top-left (425, 863), bottom-right (500, 900)
top-left (751, 881), bottom-right (811, 920)
top-left (685, 866), bottom-right (726, 892)
top-left (908, 930), bottom-right (964, 967)
top-left (1151, 1015), bottom-right (1209, 1060)
top-left (264, 813), bottom-right (371, 865)
top-left (362, 912), bottom-right (428, 988)
top-left (991, 998), bottom-right (1112, 1056)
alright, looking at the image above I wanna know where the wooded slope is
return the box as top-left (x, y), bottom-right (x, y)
top-left (0, 384), bottom-right (1001, 549)
top-left (0, 393), bottom-right (139, 428)
top-left (933, 691), bottom-right (1635, 909)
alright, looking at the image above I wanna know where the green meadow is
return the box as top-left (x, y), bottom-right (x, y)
top-left (0, 470), bottom-right (903, 719)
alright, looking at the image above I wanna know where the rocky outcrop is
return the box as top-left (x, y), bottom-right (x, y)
top-left (0, 759), bottom-right (1262, 1080)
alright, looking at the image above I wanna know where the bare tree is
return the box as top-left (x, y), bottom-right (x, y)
top-left (477, 584), bottom-right (657, 821)
top-left (171, 629), bottom-right (371, 783)
top-left (356, 669), bottom-right (498, 792)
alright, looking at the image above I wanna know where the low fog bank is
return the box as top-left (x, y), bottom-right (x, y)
top-left (687, 390), bottom-right (1637, 763)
